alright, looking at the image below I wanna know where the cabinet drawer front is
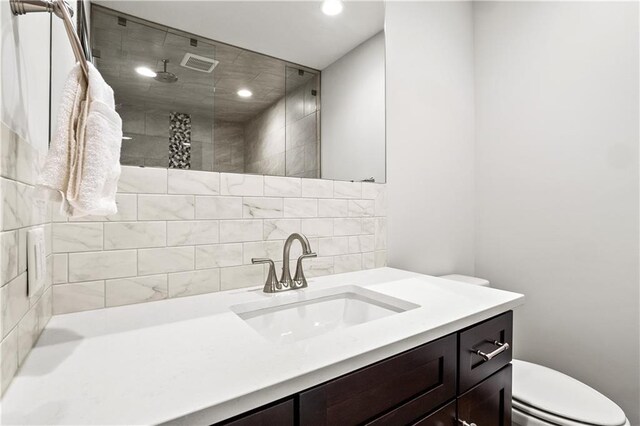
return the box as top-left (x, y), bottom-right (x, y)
top-left (413, 401), bottom-right (457, 426)
top-left (458, 311), bottom-right (513, 393)
top-left (221, 399), bottom-right (294, 426)
top-left (300, 334), bottom-right (457, 426)
top-left (458, 365), bottom-right (512, 426)
top-left (366, 389), bottom-right (457, 426)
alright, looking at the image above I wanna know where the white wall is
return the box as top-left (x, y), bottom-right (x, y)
top-left (473, 2), bottom-right (639, 423)
top-left (0, 3), bottom-right (51, 152)
top-left (385, 2), bottom-right (475, 275)
top-left (0, 0), bottom-right (75, 152)
top-left (321, 31), bottom-right (385, 183)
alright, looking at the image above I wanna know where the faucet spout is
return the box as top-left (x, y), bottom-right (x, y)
top-left (281, 233), bottom-right (316, 289)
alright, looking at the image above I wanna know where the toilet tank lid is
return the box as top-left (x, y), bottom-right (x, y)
top-left (438, 274), bottom-right (490, 287)
top-left (512, 360), bottom-right (627, 426)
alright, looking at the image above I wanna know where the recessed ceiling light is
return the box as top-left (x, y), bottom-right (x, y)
top-left (122, 136), bottom-right (133, 140)
top-left (135, 66), bottom-right (157, 78)
top-left (237, 89), bottom-right (253, 98)
top-left (322, 0), bottom-right (343, 16)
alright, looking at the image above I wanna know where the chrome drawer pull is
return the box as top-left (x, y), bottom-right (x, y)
top-left (475, 340), bottom-right (510, 361)
top-left (458, 420), bottom-right (477, 426)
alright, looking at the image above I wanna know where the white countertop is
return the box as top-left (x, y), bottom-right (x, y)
top-left (1, 268), bottom-right (524, 425)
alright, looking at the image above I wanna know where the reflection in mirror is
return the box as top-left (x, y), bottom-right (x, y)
top-left (88, 1), bottom-right (385, 182)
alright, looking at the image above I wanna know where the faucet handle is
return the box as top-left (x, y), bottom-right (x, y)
top-left (252, 258), bottom-right (281, 293)
top-left (292, 252), bottom-right (317, 289)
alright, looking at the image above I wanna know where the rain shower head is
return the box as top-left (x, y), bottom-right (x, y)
top-left (154, 59), bottom-right (178, 83)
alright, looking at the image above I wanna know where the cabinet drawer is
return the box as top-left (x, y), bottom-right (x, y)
top-left (458, 311), bottom-right (512, 393)
top-left (220, 399), bottom-right (294, 426)
top-left (458, 365), bottom-right (512, 426)
top-left (413, 401), bottom-right (457, 426)
top-left (300, 334), bottom-right (457, 426)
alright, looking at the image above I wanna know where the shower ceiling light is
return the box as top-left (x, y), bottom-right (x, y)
top-left (135, 66), bottom-right (157, 78)
top-left (322, 0), bottom-right (343, 16)
top-left (237, 89), bottom-right (253, 98)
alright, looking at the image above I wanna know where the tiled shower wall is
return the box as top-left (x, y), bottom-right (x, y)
top-left (212, 120), bottom-right (245, 173)
top-left (119, 77), bottom-right (316, 177)
top-left (0, 124), bottom-right (53, 395)
top-left (120, 109), bottom-right (247, 172)
top-left (244, 77), bottom-right (319, 178)
top-left (51, 166), bottom-right (387, 315)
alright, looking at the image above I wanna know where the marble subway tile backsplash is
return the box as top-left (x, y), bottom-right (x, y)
top-left (221, 173), bottom-right (264, 196)
top-left (168, 169), bottom-right (220, 195)
top-left (53, 281), bottom-right (104, 314)
top-left (138, 194), bottom-right (195, 221)
top-left (242, 197), bottom-right (283, 218)
top-left (167, 220), bottom-right (219, 246)
top-left (168, 269), bottom-right (220, 298)
top-left (106, 275), bottom-right (168, 308)
top-left (52, 223), bottom-right (103, 253)
top-left (284, 198), bottom-right (318, 217)
top-left (334, 180), bottom-right (363, 199)
top-left (195, 243), bottom-right (243, 269)
top-left (50, 166), bottom-right (387, 315)
top-left (68, 250), bottom-right (138, 282)
top-left (264, 175), bottom-right (301, 197)
top-left (195, 196), bottom-right (242, 219)
top-left (0, 124), bottom-right (53, 396)
top-left (264, 218), bottom-right (301, 240)
top-left (117, 166), bottom-right (167, 193)
top-left (104, 222), bottom-right (166, 250)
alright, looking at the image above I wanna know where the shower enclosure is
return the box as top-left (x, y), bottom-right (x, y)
top-left (91, 5), bottom-right (320, 178)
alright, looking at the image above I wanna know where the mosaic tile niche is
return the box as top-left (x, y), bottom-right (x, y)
top-left (169, 112), bottom-right (191, 169)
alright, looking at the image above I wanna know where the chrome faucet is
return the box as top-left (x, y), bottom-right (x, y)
top-left (281, 233), bottom-right (317, 290)
top-left (252, 233), bottom-right (317, 293)
top-left (250, 258), bottom-right (280, 293)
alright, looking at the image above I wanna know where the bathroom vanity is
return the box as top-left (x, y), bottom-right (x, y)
top-left (2, 268), bottom-right (523, 425)
top-left (222, 311), bottom-right (513, 426)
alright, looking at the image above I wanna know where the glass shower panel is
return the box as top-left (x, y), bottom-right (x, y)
top-left (238, 53), bottom-right (287, 176)
top-left (285, 66), bottom-right (320, 178)
top-left (92, 6), bottom-right (216, 170)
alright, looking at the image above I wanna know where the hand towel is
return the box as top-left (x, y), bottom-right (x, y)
top-left (37, 62), bottom-right (122, 217)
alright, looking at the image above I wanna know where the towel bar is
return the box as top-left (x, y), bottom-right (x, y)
top-left (10, 0), bottom-right (89, 79)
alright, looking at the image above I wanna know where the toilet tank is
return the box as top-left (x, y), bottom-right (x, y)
top-left (439, 274), bottom-right (491, 287)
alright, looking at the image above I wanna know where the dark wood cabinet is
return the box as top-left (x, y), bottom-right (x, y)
top-left (216, 312), bottom-right (514, 426)
top-left (301, 334), bottom-right (456, 426)
top-left (220, 399), bottom-right (294, 426)
top-left (459, 311), bottom-right (513, 393)
top-left (413, 401), bottom-right (457, 426)
top-left (458, 364), bottom-right (512, 426)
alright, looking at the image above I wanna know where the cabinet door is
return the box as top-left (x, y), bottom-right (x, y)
top-left (457, 365), bottom-right (512, 426)
top-left (413, 401), bottom-right (457, 426)
top-left (299, 334), bottom-right (457, 426)
top-left (220, 399), bottom-right (294, 426)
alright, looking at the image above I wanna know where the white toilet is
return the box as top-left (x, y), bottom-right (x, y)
top-left (439, 274), bottom-right (630, 426)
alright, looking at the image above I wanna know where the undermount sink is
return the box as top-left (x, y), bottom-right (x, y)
top-left (230, 285), bottom-right (419, 343)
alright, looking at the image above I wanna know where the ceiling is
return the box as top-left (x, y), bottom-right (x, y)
top-left (92, 5), bottom-right (318, 122)
top-left (93, 1), bottom-right (386, 70)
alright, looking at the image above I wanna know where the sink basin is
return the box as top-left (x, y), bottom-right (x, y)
top-left (230, 285), bottom-right (419, 343)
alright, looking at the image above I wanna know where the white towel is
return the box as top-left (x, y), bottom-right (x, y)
top-left (38, 62), bottom-right (122, 217)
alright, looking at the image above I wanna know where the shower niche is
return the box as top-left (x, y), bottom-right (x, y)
top-left (88, 2), bottom-right (385, 182)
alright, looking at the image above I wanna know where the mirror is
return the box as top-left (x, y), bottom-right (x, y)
top-left (87, 1), bottom-right (385, 182)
